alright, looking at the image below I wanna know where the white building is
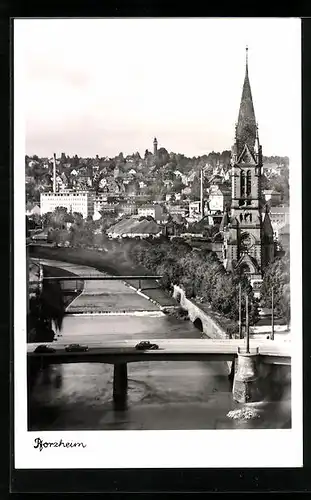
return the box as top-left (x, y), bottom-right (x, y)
top-left (263, 189), bottom-right (282, 207)
top-left (269, 206), bottom-right (290, 239)
top-left (166, 193), bottom-right (181, 202)
top-left (188, 200), bottom-right (201, 218)
top-left (40, 190), bottom-right (95, 219)
top-left (26, 203), bottom-right (41, 217)
top-left (137, 204), bottom-right (163, 220)
top-left (207, 184), bottom-right (231, 213)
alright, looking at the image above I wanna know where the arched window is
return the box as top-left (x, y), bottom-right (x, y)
top-left (246, 170), bottom-right (251, 204)
top-left (240, 232), bottom-right (252, 254)
top-left (240, 171), bottom-right (245, 199)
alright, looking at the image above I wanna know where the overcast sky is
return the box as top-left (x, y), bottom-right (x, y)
top-left (15, 18), bottom-right (300, 159)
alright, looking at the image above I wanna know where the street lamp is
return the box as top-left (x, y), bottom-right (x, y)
top-left (245, 293), bottom-right (250, 353)
top-left (238, 282), bottom-right (243, 339)
top-left (271, 287), bottom-right (274, 341)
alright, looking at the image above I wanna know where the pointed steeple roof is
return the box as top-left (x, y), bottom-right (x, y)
top-left (236, 47), bottom-right (257, 157)
top-left (220, 208), bottom-right (230, 230)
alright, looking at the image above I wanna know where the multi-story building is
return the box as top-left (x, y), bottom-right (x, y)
top-left (188, 200), bottom-right (207, 220)
top-left (116, 202), bottom-right (138, 216)
top-left (263, 189), bottom-right (282, 207)
top-left (207, 184), bottom-right (231, 213)
top-left (269, 206), bottom-right (290, 238)
top-left (278, 223), bottom-right (290, 252)
top-left (166, 204), bottom-right (188, 218)
top-left (40, 190), bottom-right (95, 219)
top-left (137, 204), bottom-right (163, 220)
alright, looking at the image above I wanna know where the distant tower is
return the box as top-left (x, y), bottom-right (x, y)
top-left (221, 46), bottom-right (274, 285)
top-left (153, 137), bottom-right (158, 156)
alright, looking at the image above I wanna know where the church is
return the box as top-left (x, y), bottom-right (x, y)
top-left (220, 48), bottom-right (274, 290)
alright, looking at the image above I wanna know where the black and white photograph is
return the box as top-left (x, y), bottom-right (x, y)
top-left (14, 17), bottom-right (302, 468)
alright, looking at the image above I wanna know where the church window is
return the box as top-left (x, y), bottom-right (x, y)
top-left (240, 171), bottom-right (245, 199)
top-left (246, 170), bottom-right (251, 204)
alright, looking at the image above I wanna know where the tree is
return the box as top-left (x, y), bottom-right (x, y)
top-left (157, 147), bottom-right (169, 167)
top-left (260, 253), bottom-right (290, 325)
top-left (190, 175), bottom-right (201, 200)
top-left (171, 177), bottom-right (185, 193)
top-left (44, 206), bottom-right (69, 229)
top-left (27, 279), bottom-right (65, 343)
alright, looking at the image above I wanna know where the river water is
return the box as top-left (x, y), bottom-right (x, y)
top-left (28, 262), bottom-right (291, 431)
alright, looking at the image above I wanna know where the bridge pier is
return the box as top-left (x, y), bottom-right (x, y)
top-left (228, 357), bottom-right (236, 384)
top-left (232, 351), bottom-right (262, 403)
top-left (113, 363), bottom-right (128, 410)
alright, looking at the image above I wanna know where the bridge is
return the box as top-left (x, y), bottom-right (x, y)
top-left (28, 265), bottom-right (171, 313)
top-left (27, 337), bottom-right (291, 406)
top-left (29, 275), bottom-right (163, 291)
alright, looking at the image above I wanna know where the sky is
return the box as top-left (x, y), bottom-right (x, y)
top-left (15, 18), bottom-right (301, 159)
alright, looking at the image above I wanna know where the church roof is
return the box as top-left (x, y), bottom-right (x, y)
top-left (236, 47), bottom-right (257, 157)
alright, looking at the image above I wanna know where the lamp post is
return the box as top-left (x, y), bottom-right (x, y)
top-left (271, 287), bottom-right (274, 340)
top-left (238, 282), bottom-right (242, 339)
top-left (245, 293), bottom-right (250, 353)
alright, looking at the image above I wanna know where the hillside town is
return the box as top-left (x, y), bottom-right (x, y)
top-left (26, 142), bottom-right (289, 252)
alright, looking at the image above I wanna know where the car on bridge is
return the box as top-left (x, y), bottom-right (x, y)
top-left (65, 343), bottom-right (89, 353)
top-left (135, 341), bottom-right (159, 351)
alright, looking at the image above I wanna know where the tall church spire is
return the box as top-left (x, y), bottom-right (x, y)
top-left (235, 46), bottom-right (257, 157)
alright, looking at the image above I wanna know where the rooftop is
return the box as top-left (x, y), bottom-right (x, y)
top-left (107, 217), bottom-right (161, 235)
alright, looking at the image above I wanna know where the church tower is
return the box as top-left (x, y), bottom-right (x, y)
top-left (153, 137), bottom-right (158, 156)
top-left (221, 47), bottom-right (274, 287)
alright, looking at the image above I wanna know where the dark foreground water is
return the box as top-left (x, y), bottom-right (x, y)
top-left (28, 314), bottom-right (291, 431)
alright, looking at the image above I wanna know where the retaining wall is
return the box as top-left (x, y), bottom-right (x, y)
top-left (172, 284), bottom-right (227, 339)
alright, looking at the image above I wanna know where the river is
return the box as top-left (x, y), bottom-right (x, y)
top-left (28, 261), bottom-right (291, 431)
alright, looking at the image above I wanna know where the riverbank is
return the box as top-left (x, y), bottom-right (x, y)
top-left (30, 245), bottom-right (177, 308)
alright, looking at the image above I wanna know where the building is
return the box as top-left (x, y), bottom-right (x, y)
top-left (107, 217), bottom-right (162, 239)
top-left (182, 186), bottom-right (192, 196)
top-left (188, 200), bottom-right (207, 220)
top-left (165, 193), bottom-right (181, 202)
top-left (166, 204), bottom-right (188, 218)
top-left (116, 202), bottom-right (138, 216)
top-left (263, 189), bottom-right (282, 207)
top-left (278, 223), bottom-right (290, 252)
top-left (40, 190), bottom-right (95, 219)
top-left (137, 204), bottom-right (163, 220)
top-left (208, 184), bottom-right (231, 213)
top-left (221, 48), bottom-right (274, 288)
top-left (153, 137), bottom-right (158, 156)
top-left (93, 194), bottom-right (109, 214)
top-left (26, 202), bottom-right (41, 217)
top-left (269, 206), bottom-right (290, 238)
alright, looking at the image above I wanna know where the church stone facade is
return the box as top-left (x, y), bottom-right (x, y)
top-left (221, 49), bottom-right (274, 288)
